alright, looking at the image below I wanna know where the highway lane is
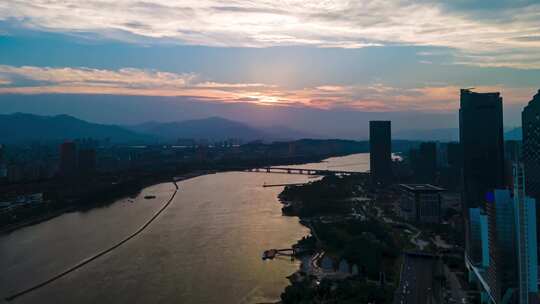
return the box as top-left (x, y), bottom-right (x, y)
top-left (394, 254), bottom-right (436, 304)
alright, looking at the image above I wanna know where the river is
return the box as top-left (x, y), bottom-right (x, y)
top-left (0, 153), bottom-right (370, 304)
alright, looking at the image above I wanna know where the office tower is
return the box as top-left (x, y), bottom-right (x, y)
top-left (505, 140), bottom-right (522, 163)
top-left (504, 140), bottom-right (523, 190)
top-left (513, 164), bottom-right (538, 304)
top-left (369, 121), bottom-right (392, 186)
top-left (485, 189), bottom-right (516, 303)
top-left (59, 141), bottom-right (77, 177)
top-left (460, 88), bottom-right (505, 210)
top-left (522, 90), bottom-right (540, 203)
top-left (441, 142), bottom-right (462, 191)
top-left (467, 165), bottom-right (539, 303)
top-left (460, 89), bottom-right (505, 269)
top-left (469, 208), bottom-right (489, 268)
top-left (398, 184), bottom-right (444, 223)
top-left (414, 142), bottom-right (437, 183)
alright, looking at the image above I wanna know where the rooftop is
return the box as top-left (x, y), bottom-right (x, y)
top-left (399, 184), bottom-right (445, 192)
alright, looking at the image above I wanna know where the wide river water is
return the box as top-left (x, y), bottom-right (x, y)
top-left (0, 153), bottom-right (369, 304)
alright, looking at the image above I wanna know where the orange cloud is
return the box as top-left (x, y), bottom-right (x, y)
top-left (0, 65), bottom-right (536, 112)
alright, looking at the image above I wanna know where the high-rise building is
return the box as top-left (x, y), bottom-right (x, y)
top-left (469, 208), bottom-right (490, 268)
top-left (440, 142), bottom-right (462, 191)
top-left (398, 184), bottom-right (444, 223)
top-left (467, 165), bottom-right (539, 304)
top-left (485, 189), bottom-right (516, 303)
top-left (413, 142), bottom-right (437, 183)
top-left (460, 88), bottom-right (505, 210)
top-left (59, 141), bottom-right (77, 177)
top-left (522, 90), bottom-right (540, 204)
top-left (513, 164), bottom-right (538, 304)
top-left (505, 140), bottom-right (523, 189)
top-left (460, 89), bottom-right (505, 269)
top-left (505, 140), bottom-right (522, 163)
top-left (369, 121), bottom-right (392, 186)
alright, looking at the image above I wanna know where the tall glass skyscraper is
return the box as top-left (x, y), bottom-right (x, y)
top-left (460, 89), bottom-right (505, 211)
top-left (460, 89), bottom-right (505, 270)
top-left (469, 165), bottom-right (539, 304)
top-left (513, 164), bottom-right (538, 304)
top-left (522, 90), bottom-right (540, 247)
top-left (369, 121), bottom-right (392, 186)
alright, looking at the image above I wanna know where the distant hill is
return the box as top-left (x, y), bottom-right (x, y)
top-left (0, 113), bottom-right (152, 143)
top-left (394, 128), bottom-right (459, 142)
top-left (129, 117), bottom-right (318, 141)
top-left (129, 117), bottom-right (265, 141)
top-left (258, 125), bottom-right (321, 141)
top-left (504, 127), bottom-right (522, 140)
top-left (395, 127), bottom-right (523, 142)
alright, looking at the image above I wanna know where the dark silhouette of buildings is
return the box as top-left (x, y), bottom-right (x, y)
top-left (369, 121), bottom-right (392, 186)
top-left (411, 142), bottom-right (437, 184)
top-left (446, 142), bottom-right (462, 169)
top-left (504, 140), bottom-right (522, 190)
top-left (460, 89), bottom-right (505, 271)
top-left (439, 142), bottom-right (462, 191)
top-left (522, 90), bottom-right (540, 204)
top-left (522, 89), bottom-right (540, 262)
top-left (59, 141), bottom-right (77, 177)
top-left (78, 148), bottom-right (96, 175)
top-left (460, 89), bottom-right (505, 211)
top-left (398, 184), bottom-right (444, 223)
top-left (0, 144), bottom-right (6, 179)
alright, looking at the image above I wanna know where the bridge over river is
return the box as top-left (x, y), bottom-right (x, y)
top-left (246, 166), bottom-right (368, 176)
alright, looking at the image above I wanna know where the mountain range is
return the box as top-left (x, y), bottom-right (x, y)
top-left (0, 113), bottom-right (151, 144)
top-left (128, 116), bottom-right (317, 141)
top-left (0, 113), bottom-right (316, 144)
top-left (0, 112), bottom-right (524, 144)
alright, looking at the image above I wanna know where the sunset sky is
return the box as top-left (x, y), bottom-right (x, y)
top-left (0, 0), bottom-right (539, 136)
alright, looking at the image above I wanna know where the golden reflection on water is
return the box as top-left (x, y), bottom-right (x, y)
top-left (0, 154), bottom-right (370, 304)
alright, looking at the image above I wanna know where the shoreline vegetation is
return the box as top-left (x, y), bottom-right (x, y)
top-left (0, 148), bottom-right (365, 234)
top-left (276, 174), bottom-right (405, 304)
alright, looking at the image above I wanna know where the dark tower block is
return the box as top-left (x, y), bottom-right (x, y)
top-left (523, 90), bottom-right (540, 203)
top-left (460, 89), bottom-right (505, 211)
top-left (459, 89), bottom-right (505, 268)
top-left (370, 121), bottom-right (392, 187)
top-left (522, 89), bottom-right (540, 258)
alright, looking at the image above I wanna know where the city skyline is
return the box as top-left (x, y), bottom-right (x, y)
top-left (3, 2), bottom-right (540, 304)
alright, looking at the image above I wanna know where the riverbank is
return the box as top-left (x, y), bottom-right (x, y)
top-left (276, 174), bottom-right (404, 303)
top-left (0, 171), bottom-right (205, 235)
top-left (1, 161), bottom-right (317, 304)
top-left (0, 151), bottom-right (350, 235)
